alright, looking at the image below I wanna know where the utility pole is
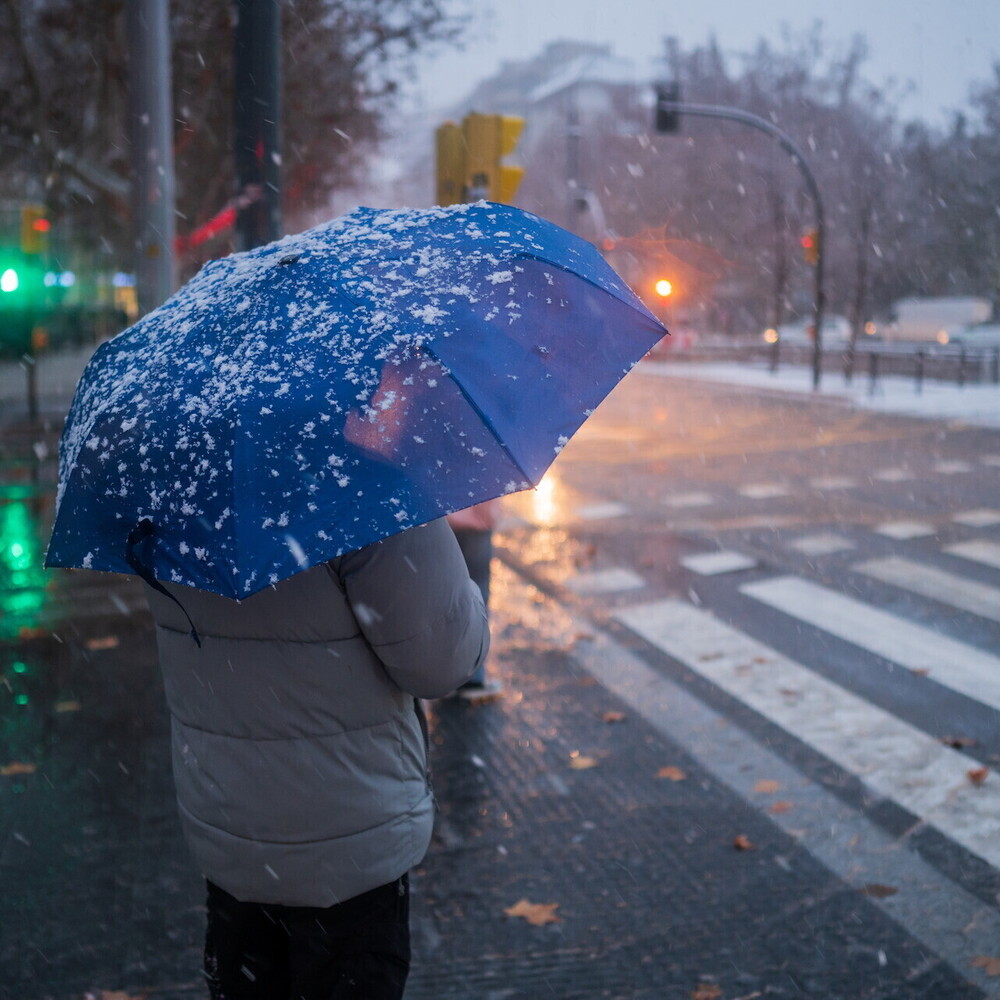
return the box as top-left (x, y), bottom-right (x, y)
top-left (127, 0), bottom-right (177, 315)
top-left (234, 0), bottom-right (282, 251)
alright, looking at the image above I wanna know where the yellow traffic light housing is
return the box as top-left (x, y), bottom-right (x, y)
top-left (434, 113), bottom-right (525, 206)
top-left (435, 122), bottom-right (466, 207)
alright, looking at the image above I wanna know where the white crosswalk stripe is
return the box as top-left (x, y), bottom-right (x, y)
top-left (856, 554), bottom-right (1000, 624)
top-left (944, 538), bottom-right (1000, 571)
top-left (614, 597), bottom-right (1000, 870)
top-left (740, 575), bottom-right (1000, 711)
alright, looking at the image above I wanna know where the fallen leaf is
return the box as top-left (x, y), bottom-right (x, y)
top-left (768, 801), bottom-right (793, 815)
top-left (55, 700), bottom-right (82, 713)
top-left (942, 735), bottom-right (976, 749)
top-left (859, 883), bottom-right (898, 898)
top-left (691, 984), bottom-right (722, 1000)
top-left (86, 636), bottom-right (119, 651)
top-left (970, 955), bottom-right (1000, 977)
top-left (911, 668), bottom-right (930, 677)
top-left (570, 755), bottom-right (599, 770)
top-left (602, 711), bottom-right (626, 724)
top-left (753, 779), bottom-right (781, 794)
top-left (504, 898), bottom-right (561, 926)
top-left (657, 765), bottom-right (687, 781)
top-left (779, 688), bottom-right (800, 698)
top-left (733, 834), bottom-right (756, 851)
top-left (1, 762), bottom-right (36, 777)
top-left (967, 767), bottom-right (990, 785)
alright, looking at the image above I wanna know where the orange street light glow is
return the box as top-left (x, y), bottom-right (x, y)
top-left (654, 279), bottom-right (673, 297)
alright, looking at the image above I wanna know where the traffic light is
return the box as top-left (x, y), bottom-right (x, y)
top-left (434, 113), bottom-right (526, 206)
top-left (435, 121), bottom-right (466, 206)
top-left (801, 228), bottom-right (819, 265)
top-left (20, 205), bottom-right (50, 256)
top-left (654, 82), bottom-right (681, 134)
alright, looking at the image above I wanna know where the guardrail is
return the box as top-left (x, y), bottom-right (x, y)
top-left (669, 341), bottom-right (1000, 393)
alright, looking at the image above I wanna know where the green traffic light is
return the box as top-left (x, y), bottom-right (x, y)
top-left (1, 267), bottom-right (18, 293)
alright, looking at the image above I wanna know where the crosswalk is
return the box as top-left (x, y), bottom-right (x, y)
top-left (510, 473), bottom-right (1000, 890)
top-left (497, 475), bottom-right (1000, 989)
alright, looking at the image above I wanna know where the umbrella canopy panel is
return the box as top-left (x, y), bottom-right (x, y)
top-left (47, 203), bottom-right (665, 598)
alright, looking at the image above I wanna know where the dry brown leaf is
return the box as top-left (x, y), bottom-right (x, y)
top-left (55, 700), bottom-right (82, 713)
top-left (733, 834), bottom-right (756, 851)
top-left (86, 636), bottom-right (120, 651)
top-left (1, 762), bottom-right (36, 777)
top-left (911, 668), bottom-right (930, 677)
top-left (753, 779), bottom-right (781, 794)
top-left (859, 883), bottom-right (898, 898)
top-left (657, 765), bottom-right (687, 781)
top-left (967, 767), bottom-right (990, 786)
top-left (970, 955), bottom-right (1000, 977)
top-left (504, 898), bottom-right (561, 926)
top-left (602, 711), bottom-right (626, 724)
top-left (570, 755), bottom-right (599, 770)
top-left (942, 735), bottom-right (976, 749)
top-left (768, 801), bottom-right (793, 815)
top-left (691, 984), bottom-right (722, 1000)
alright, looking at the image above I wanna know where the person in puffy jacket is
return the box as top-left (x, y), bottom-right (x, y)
top-left (145, 517), bottom-right (489, 1000)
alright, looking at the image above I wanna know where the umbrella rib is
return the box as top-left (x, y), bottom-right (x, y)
top-left (419, 343), bottom-right (535, 488)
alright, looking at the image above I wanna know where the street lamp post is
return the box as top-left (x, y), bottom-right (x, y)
top-left (655, 95), bottom-right (827, 389)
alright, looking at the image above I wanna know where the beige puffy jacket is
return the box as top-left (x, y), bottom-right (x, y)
top-left (146, 518), bottom-right (488, 907)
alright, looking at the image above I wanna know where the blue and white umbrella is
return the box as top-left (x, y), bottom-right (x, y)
top-left (46, 202), bottom-right (665, 600)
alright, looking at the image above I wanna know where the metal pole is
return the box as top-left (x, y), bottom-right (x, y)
top-left (234, 0), bottom-right (282, 251)
top-left (127, 0), bottom-right (177, 316)
top-left (657, 100), bottom-right (826, 388)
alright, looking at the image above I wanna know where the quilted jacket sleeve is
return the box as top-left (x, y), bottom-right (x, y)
top-left (335, 518), bottom-right (490, 698)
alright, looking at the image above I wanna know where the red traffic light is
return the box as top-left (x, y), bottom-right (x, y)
top-left (32, 219), bottom-right (50, 233)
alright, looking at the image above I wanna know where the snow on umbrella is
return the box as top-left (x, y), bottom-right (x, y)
top-left (46, 202), bottom-right (666, 600)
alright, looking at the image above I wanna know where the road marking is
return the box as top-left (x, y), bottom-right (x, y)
top-left (856, 555), bottom-right (1000, 624)
top-left (951, 508), bottom-right (1000, 527)
top-left (809, 476), bottom-right (856, 491)
top-left (790, 533), bottom-right (855, 556)
top-left (565, 567), bottom-right (646, 594)
top-left (739, 483), bottom-right (790, 499)
top-left (681, 551), bottom-right (757, 576)
top-left (980, 455), bottom-right (1000, 467)
top-left (493, 563), bottom-right (1000, 991)
top-left (874, 520), bottom-right (936, 540)
top-left (933, 460), bottom-right (974, 475)
top-left (613, 598), bottom-right (1000, 870)
top-left (576, 501), bottom-right (630, 521)
top-left (740, 575), bottom-right (1000, 712)
top-left (663, 491), bottom-right (715, 508)
top-left (944, 539), bottom-right (1000, 571)
top-left (872, 467), bottom-right (913, 482)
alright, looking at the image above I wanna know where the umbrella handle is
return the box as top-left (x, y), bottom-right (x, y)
top-left (126, 519), bottom-right (203, 648)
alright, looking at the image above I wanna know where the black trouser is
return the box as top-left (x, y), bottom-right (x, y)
top-left (204, 875), bottom-right (410, 1000)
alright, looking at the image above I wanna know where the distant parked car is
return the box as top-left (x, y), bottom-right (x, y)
top-left (942, 323), bottom-right (1000, 349)
top-left (762, 314), bottom-right (852, 346)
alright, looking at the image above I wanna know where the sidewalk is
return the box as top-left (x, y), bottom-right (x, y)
top-left (643, 357), bottom-right (1000, 429)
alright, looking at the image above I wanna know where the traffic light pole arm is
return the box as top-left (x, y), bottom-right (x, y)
top-left (659, 100), bottom-right (826, 389)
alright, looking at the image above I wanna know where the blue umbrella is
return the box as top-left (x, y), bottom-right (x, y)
top-left (46, 202), bottom-right (665, 601)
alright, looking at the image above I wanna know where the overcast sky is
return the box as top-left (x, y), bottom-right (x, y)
top-left (406, 0), bottom-right (1000, 126)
